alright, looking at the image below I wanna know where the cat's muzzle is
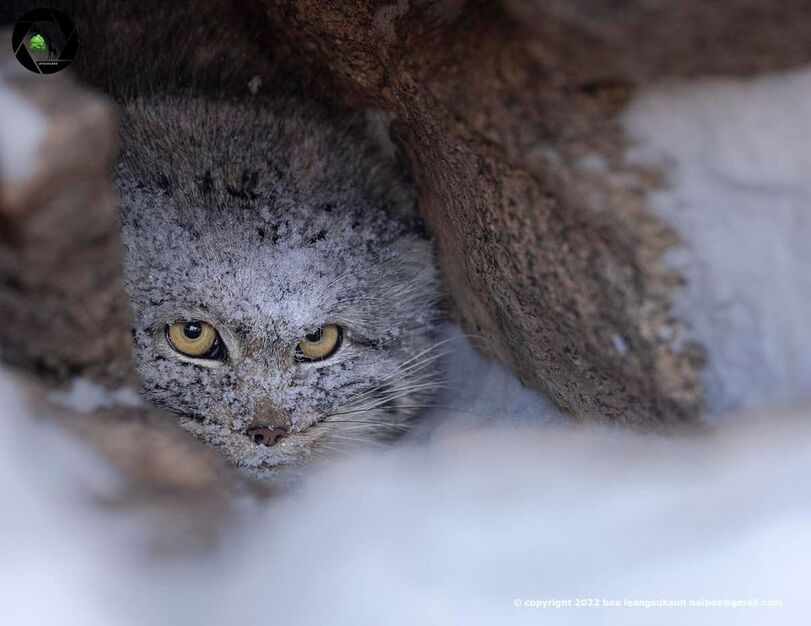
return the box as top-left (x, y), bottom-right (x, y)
top-left (246, 426), bottom-right (288, 446)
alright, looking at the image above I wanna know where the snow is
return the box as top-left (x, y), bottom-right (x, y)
top-left (611, 333), bottom-right (629, 356)
top-left (416, 324), bottom-right (565, 432)
top-left (1, 358), bottom-right (809, 625)
top-left (623, 66), bottom-right (811, 416)
top-left (0, 371), bottom-right (123, 626)
top-left (0, 63), bottom-right (47, 185)
top-left (50, 378), bottom-right (141, 413)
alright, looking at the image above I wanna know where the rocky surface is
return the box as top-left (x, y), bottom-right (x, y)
top-left (252, 0), bottom-right (811, 425)
top-left (3, 0), bottom-right (811, 429)
top-left (0, 67), bottom-right (132, 384)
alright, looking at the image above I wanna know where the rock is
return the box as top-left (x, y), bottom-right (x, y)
top-left (0, 64), bottom-right (133, 385)
top-left (252, 0), bottom-right (811, 425)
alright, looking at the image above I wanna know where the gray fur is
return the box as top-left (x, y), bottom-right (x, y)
top-left (116, 95), bottom-right (442, 481)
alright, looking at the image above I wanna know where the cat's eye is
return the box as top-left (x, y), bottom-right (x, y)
top-left (167, 320), bottom-right (223, 359)
top-left (296, 324), bottom-right (341, 361)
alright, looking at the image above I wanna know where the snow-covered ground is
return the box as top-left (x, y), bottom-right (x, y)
top-left (624, 67), bottom-right (811, 417)
top-left (1, 352), bottom-right (809, 626)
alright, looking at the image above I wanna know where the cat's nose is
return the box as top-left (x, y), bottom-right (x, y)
top-left (246, 426), bottom-right (288, 446)
top-left (252, 404), bottom-right (292, 430)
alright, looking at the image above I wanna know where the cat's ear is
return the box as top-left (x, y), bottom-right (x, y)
top-left (383, 236), bottom-right (442, 305)
top-left (387, 235), bottom-right (435, 271)
top-left (363, 109), bottom-right (400, 161)
top-left (359, 109), bottom-right (418, 222)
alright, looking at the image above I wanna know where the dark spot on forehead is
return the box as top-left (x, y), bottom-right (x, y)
top-left (157, 173), bottom-right (172, 196)
top-left (199, 170), bottom-right (214, 195)
top-left (225, 169), bottom-right (260, 200)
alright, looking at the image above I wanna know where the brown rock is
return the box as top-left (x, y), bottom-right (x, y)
top-left (254, 0), bottom-right (704, 425)
top-left (252, 0), bottom-right (811, 425)
top-left (0, 68), bottom-right (134, 385)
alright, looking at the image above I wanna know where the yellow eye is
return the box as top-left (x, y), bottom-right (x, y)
top-left (296, 324), bottom-right (341, 361)
top-left (167, 321), bottom-right (221, 358)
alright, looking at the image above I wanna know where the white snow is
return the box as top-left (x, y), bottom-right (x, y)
top-left (623, 66), bottom-right (811, 416)
top-left (247, 74), bottom-right (262, 95)
top-left (2, 330), bottom-right (810, 624)
top-left (611, 333), bottom-right (629, 356)
top-left (0, 371), bottom-right (123, 626)
top-left (0, 63), bottom-right (47, 185)
top-left (416, 324), bottom-right (566, 433)
top-left (50, 377), bottom-right (142, 413)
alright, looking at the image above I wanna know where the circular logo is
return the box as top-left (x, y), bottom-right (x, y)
top-left (12, 8), bottom-right (78, 75)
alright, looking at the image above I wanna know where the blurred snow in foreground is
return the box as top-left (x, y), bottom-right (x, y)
top-left (0, 62), bottom-right (47, 185)
top-left (2, 350), bottom-right (810, 626)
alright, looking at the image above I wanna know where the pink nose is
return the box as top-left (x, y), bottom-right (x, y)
top-left (246, 426), bottom-right (287, 446)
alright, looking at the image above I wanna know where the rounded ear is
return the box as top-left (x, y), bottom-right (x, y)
top-left (358, 109), bottom-right (417, 222)
top-left (380, 235), bottom-right (443, 310)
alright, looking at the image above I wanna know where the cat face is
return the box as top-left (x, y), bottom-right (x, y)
top-left (116, 97), bottom-right (441, 480)
top-left (121, 198), bottom-right (440, 480)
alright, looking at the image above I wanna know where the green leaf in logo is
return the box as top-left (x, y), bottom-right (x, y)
top-left (29, 33), bottom-right (46, 52)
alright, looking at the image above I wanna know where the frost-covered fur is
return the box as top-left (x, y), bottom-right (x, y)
top-left (116, 96), bottom-right (442, 481)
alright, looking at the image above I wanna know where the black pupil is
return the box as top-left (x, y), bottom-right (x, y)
top-left (305, 328), bottom-right (323, 343)
top-left (183, 322), bottom-right (203, 340)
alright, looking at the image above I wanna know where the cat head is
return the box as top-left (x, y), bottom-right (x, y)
top-left (117, 96), bottom-right (442, 481)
